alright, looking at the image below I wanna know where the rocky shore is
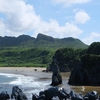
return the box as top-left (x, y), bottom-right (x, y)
top-left (68, 55), bottom-right (100, 86)
top-left (0, 85), bottom-right (100, 100)
top-left (0, 67), bottom-right (100, 100)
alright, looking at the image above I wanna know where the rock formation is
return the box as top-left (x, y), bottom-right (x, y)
top-left (51, 62), bottom-right (62, 86)
top-left (32, 87), bottom-right (100, 100)
top-left (68, 55), bottom-right (100, 86)
top-left (0, 86), bottom-right (100, 100)
top-left (0, 91), bottom-right (10, 100)
top-left (11, 86), bottom-right (28, 100)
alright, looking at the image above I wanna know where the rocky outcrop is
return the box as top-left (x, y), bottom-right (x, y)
top-left (0, 86), bottom-right (100, 100)
top-left (68, 54), bottom-right (100, 85)
top-left (32, 87), bottom-right (100, 100)
top-left (51, 63), bottom-right (62, 86)
top-left (32, 87), bottom-right (70, 100)
top-left (0, 91), bottom-right (10, 100)
top-left (47, 48), bottom-right (80, 72)
top-left (11, 86), bottom-right (28, 100)
top-left (68, 61), bottom-right (91, 85)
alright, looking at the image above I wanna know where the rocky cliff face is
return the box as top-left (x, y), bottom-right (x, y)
top-left (68, 54), bottom-right (100, 86)
top-left (47, 48), bottom-right (80, 72)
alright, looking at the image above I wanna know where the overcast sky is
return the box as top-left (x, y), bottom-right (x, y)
top-left (0, 0), bottom-right (100, 45)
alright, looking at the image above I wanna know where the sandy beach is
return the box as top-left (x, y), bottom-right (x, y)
top-left (0, 67), bottom-right (70, 79)
top-left (0, 67), bottom-right (53, 80)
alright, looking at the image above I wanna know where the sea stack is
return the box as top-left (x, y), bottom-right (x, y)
top-left (51, 62), bottom-right (62, 86)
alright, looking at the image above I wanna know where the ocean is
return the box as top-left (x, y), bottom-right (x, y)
top-left (0, 73), bottom-right (51, 100)
top-left (1, 72), bottom-right (100, 100)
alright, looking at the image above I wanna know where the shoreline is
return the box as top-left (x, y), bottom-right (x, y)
top-left (0, 67), bottom-right (54, 81)
top-left (1, 67), bottom-right (100, 96)
top-left (0, 67), bottom-right (70, 77)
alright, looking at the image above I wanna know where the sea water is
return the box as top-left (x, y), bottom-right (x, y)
top-left (1, 73), bottom-right (100, 100)
top-left (0, 73), bottom-right (51, 100)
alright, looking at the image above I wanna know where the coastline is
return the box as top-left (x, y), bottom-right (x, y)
top-left (1, 67), bottom-right (100, 97)
top-left (0, 67), bottom-right (52, 80)
top-left (0, 67), bottom-right (70, 78)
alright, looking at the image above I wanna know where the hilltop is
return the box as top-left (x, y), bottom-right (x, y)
top-left (0, 33), bottom-right (88, 49)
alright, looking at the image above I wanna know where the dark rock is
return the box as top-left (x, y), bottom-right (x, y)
top-left (33, 87), bottom-right (69, 100)
top-left (59, 90), bottom-right (68, 99)
top-left (43, 87), bottom-right (59, 100)
top-left (38, 94), bottom-right (45, 100)
top-left (0, 91), bottom-right (10, 100)
top-left (32, 93), bottom-right (39, 100)
top-left (71, 93), bottom-right (83, 100)
top-left (52, 96), bottom-right (60, 100)
top-left (34, 69), bottom-right (37, 71)
top-left (31, 87), bottom-right (100, 100)
top-left (69, 90), bottom-right (74, 97)
top-left (68, 53), bottom-right (100, 86)
top-left (11, 86), bottom-right (28, 100)
top-left (42, 70), bottom-right (46, 72)
top-left (68, 61), bottom-right (91, 85)
top-left (84, 91), bottom-right (98, 100)
top-left (84, 97), bottom-right (89, 100)
top-left (60, 88), bottom-right (70, 98)
top-left (69, 90), bottom-right (84, 100)
top-left (51, 63), bottom-right (62, 86)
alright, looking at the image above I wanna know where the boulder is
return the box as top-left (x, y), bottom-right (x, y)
top-left (52, 96), bottom-right (60, 100)
top-left (32, 87), bottom-right (70, 100)
top-left (32, 93), bottom-right (39, 100)
top-left (84, 91), bottom-right (98, 100)
top-left (0, 91), bottom-right (10, 100)
top-left (11, 86), bottom-right (28, 100)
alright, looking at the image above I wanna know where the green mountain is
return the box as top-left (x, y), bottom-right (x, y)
top-left (0, 35), bottom-right (34, 47)
top-left (0, 33), bottom-right (88, 49)
top-left (0, 33), bottom-right (89, 67)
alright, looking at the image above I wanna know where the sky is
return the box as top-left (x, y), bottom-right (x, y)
top-left (0, 0), bottom-right (100, 45)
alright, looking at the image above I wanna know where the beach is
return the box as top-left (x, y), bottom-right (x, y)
top-left (0, 67), bottom-right (70, 81)
top-left (0, 66), bottom-right (72, 81)
top-left (0, 67), bottom-right (100, 99)
top-left (0, 67), bottom-right (54, 100)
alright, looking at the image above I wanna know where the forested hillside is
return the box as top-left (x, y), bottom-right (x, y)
top-left (48, 42), bottom-right (100, 72)
top-left (0, 33), bottom-right (88, 67)
top-left (0, 47), bottom-right (55, 67)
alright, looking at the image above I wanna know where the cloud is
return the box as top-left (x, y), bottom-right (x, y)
top-left (0, 0), bottom-right (41, 36)
top-left (52, 0), bottom-right (91, 7)
top-left (0, 19), bottom-right (6, 36)
top-left (82, 32), bottom-right (100, 45)
top-left (74, 11), bottom-right (90, 24)
top-left (0, 0), bottom-right (83, 39)
top-left (34, 19), bottom-right (83, 38)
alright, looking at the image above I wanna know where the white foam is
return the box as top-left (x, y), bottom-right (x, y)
top-left (0, 73), bottom-right (51, 100)
top-left (0, 73), bottom-right (50, 88)
top-left (0, 73), bottom-right (51, 95)
top-left (0, 73), bottom-right (35, 85)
